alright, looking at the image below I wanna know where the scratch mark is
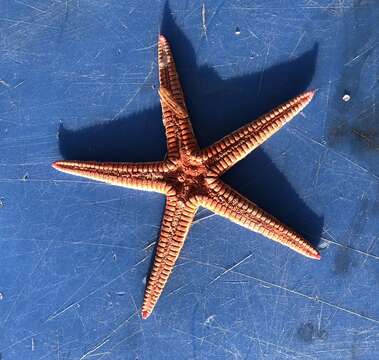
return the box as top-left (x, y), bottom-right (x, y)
top-left (312, 148), bottom-right (326, 187)
top-left (206, 321), bottom-right (315, 359)
top-left (80, 311), bottom-right (137, 359)
top-left (13, 80), bottom-right (25, 89)
top-left (0, 237), bottom-right (140, 252)
top-left (0, 80), bottom-right (10, 88)
top-left (111, 61), bottom-right (155, 121)
top-left (361, 236), bottom-right (377, 266)
top-left (79, 339), bottom-right (110, 360)
top-left (182, 256), bottom-right (379, 325)
top-left (57, 333), bottom-right (61, 360)
top-left (35, 339), bottom-right (77, 360)
top-left (0, 238), bottom-right (54, 329)
top-left (288, 127), bottom-right (379, 182)
top-left (97, 330), bottom-right (142, 359)
top-left (290, 31), bottom-right (306, 58)
top-left (46, 270), bottom-right (135, 321)
top-left (143, 240), bottom-right (156, 251)
top-left (165, 283), bottom-right (189, 297)
top-left (208, 253), bottom-right (253, 285)
top-left (344, 44), bottom-right (375, 66)
top-left (168, 325), bottom-right (239, 358)
top-left (46, 256), bottom-right (107, 321)
top-left (75, 307), bottom-right (86, 331)
top-left (14, 0), bottom-right (46, 13)
top-left (46, 303), bottom-right (79, 322)
top-left (0, 334), bottom-right (37, 352)
top-left (317, 303), bottom-right (323, 333)
top-left (201, 0), bottom-right (226, 36)
top-left (131, 254), bottom-right (150, 268)
top-left (133, 41), bottom-right (159, 52)
top-left (320, 236), bottom-right (379, 261)
top-left (201, 3), bottom-right (208, 39)
top-left (257, 34), bottom-right (272, 99)
top-left (192, 212), bottom-right (216, 224)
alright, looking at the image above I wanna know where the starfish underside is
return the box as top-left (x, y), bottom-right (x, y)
top-left (53, 35), bottom-right (320, 320)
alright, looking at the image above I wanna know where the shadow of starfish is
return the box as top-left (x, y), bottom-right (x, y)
top-left (57, 4), bottom-right (323, 247)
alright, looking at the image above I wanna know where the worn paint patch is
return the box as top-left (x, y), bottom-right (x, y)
top-left (297, 322), bottom-right (328, 343)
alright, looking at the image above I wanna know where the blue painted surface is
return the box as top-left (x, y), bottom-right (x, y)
top-left (0, 1), bottom-right (378, 359)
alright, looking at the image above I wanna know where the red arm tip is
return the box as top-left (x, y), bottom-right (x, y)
top-left (142, 310), bottom-right (151, 320)
top-left (52, 161), bottom-right (60, 170)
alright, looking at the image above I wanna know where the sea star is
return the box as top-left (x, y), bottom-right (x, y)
top-left (53, 35), bottom-right (320, 320)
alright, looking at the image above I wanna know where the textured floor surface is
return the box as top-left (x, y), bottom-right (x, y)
top-left (0, 1), bottom-right (378, 359)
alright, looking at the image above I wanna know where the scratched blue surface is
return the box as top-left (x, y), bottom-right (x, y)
top-left (0, 1), bottom-right (378, 359)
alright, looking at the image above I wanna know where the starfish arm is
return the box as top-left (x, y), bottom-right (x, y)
top-left (52, 160), bottom-right (172, 194)
top-left (201, 91), bottom-right (315, 175)
top-left (158, 35), bottom-right (198, 156)
top-left (142, 196), bottom-right (197, 319)
top-left (200, 178), bottom-right (320, 260)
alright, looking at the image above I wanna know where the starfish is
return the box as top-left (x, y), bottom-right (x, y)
top-left (53, 35), bottom-right (320, 320)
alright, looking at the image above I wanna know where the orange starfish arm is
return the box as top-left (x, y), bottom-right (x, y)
top-left (142, 196), bottom-right (197, 319)
top-left (200, 91), bottom-right (315, 175)
top-left (200, 178), bottom-right (320, 260)
top-left (52, 160), bottom-right (171, 194)
top-left (158, 35), bottom-right (198, 156)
